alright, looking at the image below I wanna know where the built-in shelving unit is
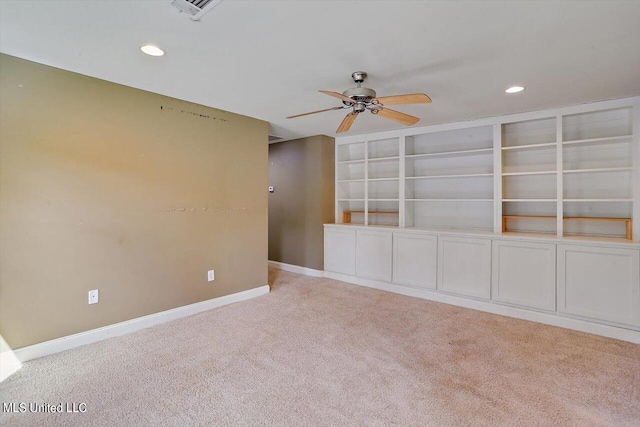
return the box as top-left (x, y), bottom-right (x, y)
top-left (561, 107), bottom-right (634, 239)
top-left (404, 126), bottom-right (494, 231)
top-left (336, 141), bottom-right (366, 225)
top-left (502, 117), bottom-right (558, 235)
top-left (335, 97), bottom-right (639, 242)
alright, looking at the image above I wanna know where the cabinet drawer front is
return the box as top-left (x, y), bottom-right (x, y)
top-left (324, 229), bottom-right (356, 275)
top-left (557, 245), bottom-right (640, 327)
top-left (393, 233), bottom-right (437, 289)
top-left (356, 230), bottom-right (393, 282)
top-left (492, 241), bottom-right (556, 311)
top-left (437, 237), bottom-right (491, 299)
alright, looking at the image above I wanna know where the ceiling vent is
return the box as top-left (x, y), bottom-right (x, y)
top-left (268, 135), bottom-right (284, 143)
top-left (171, 0), bottom-right (225, 21)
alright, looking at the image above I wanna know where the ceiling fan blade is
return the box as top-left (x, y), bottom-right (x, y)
top-left (336, 112), bottom-right (358, 133)
top-left (376, 108), bottom-right (420, 126)
top-left (286, 106), bottom-right (344, 119)
top-left (319, 90), bottom-right (355, 104)
top-left (375, 93), bottom-right (432, 105)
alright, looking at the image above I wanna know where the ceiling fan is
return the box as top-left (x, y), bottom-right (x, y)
top-left (286, 71), bottom-right (431, 133)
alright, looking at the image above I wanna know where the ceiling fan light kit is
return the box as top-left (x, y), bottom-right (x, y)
top-left (287, 71), bottom-right (431, 133)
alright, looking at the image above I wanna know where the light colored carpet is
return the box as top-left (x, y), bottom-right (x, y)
top-left (1, 267), bottom-right (639, 426)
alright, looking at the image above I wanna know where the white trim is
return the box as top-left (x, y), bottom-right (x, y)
top-left (3, 285), bottom-right (270, 364)
top-left (323, 271), bottom-right (640, 344)
top-left (268, 260), bottom-right (324, 277)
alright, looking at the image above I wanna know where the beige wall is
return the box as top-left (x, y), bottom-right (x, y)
top-left (268, 136), bottom-right (334, 270)
top-left (0, 54), bottom-right (269, 349)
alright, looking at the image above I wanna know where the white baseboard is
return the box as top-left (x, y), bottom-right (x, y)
top-left (268, 260), bottom-right (324, 277)
top-left (323, 271), bottom-right (640, 344)
top-left (3, 285), bottom-right (270, 365)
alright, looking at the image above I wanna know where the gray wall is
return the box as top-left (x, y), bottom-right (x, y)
top-left (0, 54), bottom-right (269, 349)
top-left (268, 136), bottom-right (335, 270)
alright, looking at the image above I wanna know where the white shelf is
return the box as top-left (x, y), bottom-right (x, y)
top-left (368, 156), bottom-right (400, 163)
top-left (563, 167), bottom-right (633, 174)
top-left (405, 148), bottom-right (493, 159)
top-left (562, 135), bottom-right (632, 146)
top-left (564, 199), bottom-right (632, 203)
top-left (501, 142), bottom-right (557, 151)
top-left (337, 159), bottom-right (365, 165)
top-left (502, 170), bottom-right (556, 176)
top-left (369, 199), bottom-right (399, 201)
top-left (407, 199), bottom-right (493, 202)
top-left (337, 199), bottom-right (365, 201)
top-left (406, 173), bottom-right (493, 180)
top-left (503, 199), bottom-right (557, 202)
top-left (369, 177), bottom-right (399, 182)
top-left (337, 179), bottom-right (365, 183)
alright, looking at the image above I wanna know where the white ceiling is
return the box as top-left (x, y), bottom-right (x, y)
top-left (1, 1), bottom-right (639, 141)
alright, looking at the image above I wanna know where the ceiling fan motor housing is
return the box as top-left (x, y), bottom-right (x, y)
top-left (342, 87), bottom-right (377, 105)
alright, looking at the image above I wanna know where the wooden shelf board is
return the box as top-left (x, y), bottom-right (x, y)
top-left (405, 148), bottom-right (493, 159)
top-left (344, 211), bottom-right (398, 214)
top-left (342, 210), bottom-right (398, 224)
top-left (502, 215), bottom-right (632, 240)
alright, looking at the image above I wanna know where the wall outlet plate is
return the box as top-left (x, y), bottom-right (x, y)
top-left (208, 270), bottom-right (215, 282)
top-left (268, 186), bottom-right (274, 193)
top-left (88, 289), bottom-right (99, 304)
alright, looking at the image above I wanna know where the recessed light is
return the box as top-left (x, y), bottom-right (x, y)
top-left (140, 45), bottom-right (165, 57)
top-left (505, 86), bottom-right (524, 94)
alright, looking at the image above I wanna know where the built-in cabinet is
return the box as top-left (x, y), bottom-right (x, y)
top-left (557, 244), bottom-right (640, 327)
top-left (324, 224), bottom-right (640, 341)
top-left (437, 237), bottom-right (491, 299)
top-left (324, 228), bottom-right (356, 275)
top-left (392, 233), bottom-right (437, 289)
top-left (492, 240), bottom-right (556, 311)
top-left (356, 230), bottom-right (393, 282)
top-left (328, 98), bottom-right (640, 342)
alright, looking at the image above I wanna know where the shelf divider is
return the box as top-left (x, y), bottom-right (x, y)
top-left (557, 114), bottom-right (563, 237)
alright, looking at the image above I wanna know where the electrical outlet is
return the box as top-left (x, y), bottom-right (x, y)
top-left (207, 270), bottom-right (215, 282)
top-left (88, 289), bottom-right (99, 304)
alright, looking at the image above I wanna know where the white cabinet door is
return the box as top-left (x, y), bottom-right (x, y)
top-left (324, 228), bottom-right (356, 275)
top-left (437, 236), bottom-right (491, 299)
top-left (393, 233), bottom-right (437, 289)
top-left (492, 240), bottom-right (556, 311)
top-left (557, 245), bottom-right (640, 327)
top-left (356, 230), bottom-right (393, 282)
